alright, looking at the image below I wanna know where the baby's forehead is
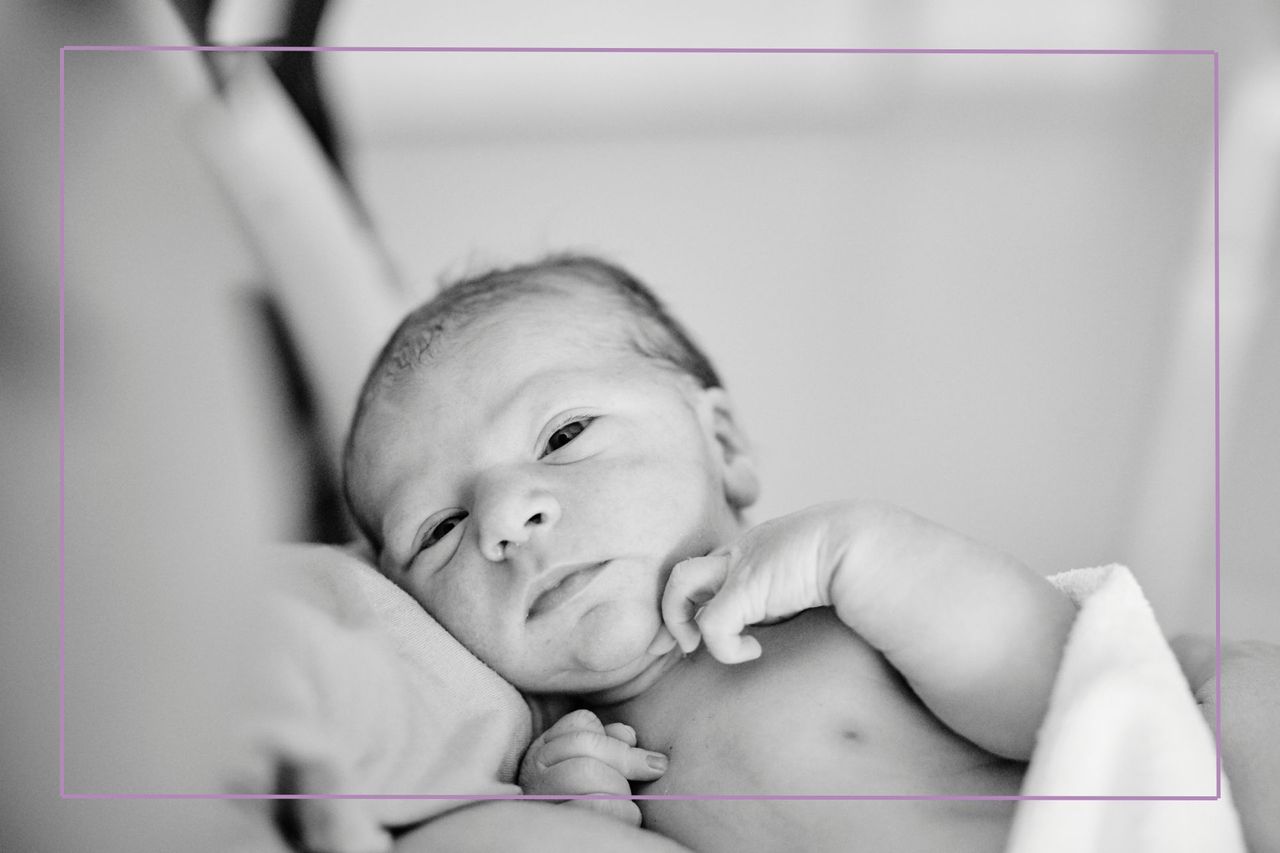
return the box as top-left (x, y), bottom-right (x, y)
top-left (357, 291), bottom-right (647, 460)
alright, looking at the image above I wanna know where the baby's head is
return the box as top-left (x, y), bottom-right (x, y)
top-left (343, 254), bottom-right (759, 697)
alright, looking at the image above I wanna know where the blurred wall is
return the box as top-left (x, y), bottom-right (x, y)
top-left (321, 47), bottom-right (1228, 635)
top-left (315, 2), bottom-right (1279, 648)
top-left (3, 2), bottom-right (1277, 851)
top-left (156, 0), bottom-right (1280, 656)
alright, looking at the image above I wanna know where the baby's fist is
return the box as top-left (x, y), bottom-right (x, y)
top-left (663, 506), bottom-right (842, 663)
top-left (519, 709), bottom-right (667, 826)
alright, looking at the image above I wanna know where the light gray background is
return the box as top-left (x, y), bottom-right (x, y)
top-left (323, 47), bottom-right (1218, 630)
top-left (3, 1), bottom-right (1278, 850)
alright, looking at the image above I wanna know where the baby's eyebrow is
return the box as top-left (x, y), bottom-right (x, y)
top-left (485, 364), bottom-right (600, 425)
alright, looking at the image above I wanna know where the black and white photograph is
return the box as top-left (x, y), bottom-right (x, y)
top-left (2, 2), bottom-right (1279, 852)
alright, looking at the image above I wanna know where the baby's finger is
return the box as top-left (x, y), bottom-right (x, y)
top-left (645, 624), bottom-right (678, 657)
top-left (662, 555), bottom-right (730, 653)
top-left (536, 731), bottom-right (668, 782)
top-left (537, 755), bottom-right (635, 796)
top-left (696, 581), bottom-right (765, 665)
top-left (524, 709), bottom-right (601, 763)
top-left (542, 708), bottom-right (606, 738)
top-left (603, 722), bottom-right (637, 747)
top-left (699, 625), bottom-right (763, 665)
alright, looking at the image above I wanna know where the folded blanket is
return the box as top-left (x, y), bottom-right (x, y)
top-left (1007, 565), bottom-right (1245, 853)
top-left (233, 545), bottom-right (531, 851)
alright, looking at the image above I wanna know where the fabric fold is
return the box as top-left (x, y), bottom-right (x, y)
top-left (1006, 565), bottom-right (1243, 853)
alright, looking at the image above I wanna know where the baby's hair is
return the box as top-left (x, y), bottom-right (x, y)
top-left (342, 252), bottom-right (722, 549)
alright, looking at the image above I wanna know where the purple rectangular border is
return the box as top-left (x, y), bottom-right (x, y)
top-left (58, 45), bottom-right (1222, 803)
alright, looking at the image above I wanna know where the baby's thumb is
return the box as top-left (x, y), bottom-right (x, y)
top-left (662, 555), bottom-right (730, 653)
top-left (621, 745), bottom-right (669, 782)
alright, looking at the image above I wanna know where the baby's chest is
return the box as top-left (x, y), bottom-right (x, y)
top-left (607, 610), bottom-right (1021, 853)
top-left (615, 609), bottom-right (1021, 795)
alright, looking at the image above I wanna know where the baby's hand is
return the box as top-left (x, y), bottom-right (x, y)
top-left (518, 709), bottom-right (667, 827)
top-left (662, 503), bottom-right (846, 664)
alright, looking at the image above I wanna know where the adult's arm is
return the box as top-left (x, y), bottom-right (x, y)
top-left (1172, 635), bottom-right (1280, 853)
top-left (394, 801), bottom-right (695, 853)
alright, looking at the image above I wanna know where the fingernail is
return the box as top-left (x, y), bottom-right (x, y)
top-left (646, 752), bottom-right (668, 772)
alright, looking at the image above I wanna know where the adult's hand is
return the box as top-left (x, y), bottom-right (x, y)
top-left (1171, 635), bottom-right (1280, 853)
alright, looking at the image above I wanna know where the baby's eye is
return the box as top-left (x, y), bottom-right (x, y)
top-left (540, 417), bottom-right (595, 458)
top-left (421, 512), bottom-right (467, 550)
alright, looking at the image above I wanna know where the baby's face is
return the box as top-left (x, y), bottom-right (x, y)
top-left (348, 288), bottom-right (754, 695)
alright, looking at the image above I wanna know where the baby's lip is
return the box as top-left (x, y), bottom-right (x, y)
top-left (527, 561), bottom-right (609, 619)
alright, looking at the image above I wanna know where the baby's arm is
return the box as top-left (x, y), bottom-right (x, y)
top-left (519, 709), bottom-right (668, 827)
top-left (663, 500), bottom-right (1076, 760)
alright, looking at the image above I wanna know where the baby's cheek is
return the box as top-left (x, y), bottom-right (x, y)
top-left (571, 599), bottom-right (657, 672)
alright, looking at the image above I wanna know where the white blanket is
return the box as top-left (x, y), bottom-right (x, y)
top-left (234, 545), bottom-right (531, 851)
top-left (1007, 565), bottom-right (1245, 853)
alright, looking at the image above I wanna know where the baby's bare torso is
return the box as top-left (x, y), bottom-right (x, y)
top-left (600, 609), bottom-right (1024, 853)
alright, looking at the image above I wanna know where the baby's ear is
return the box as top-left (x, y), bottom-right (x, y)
top-left (698, 387), bottom-right (760, 511)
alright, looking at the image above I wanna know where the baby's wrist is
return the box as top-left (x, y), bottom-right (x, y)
top-left (818, 499), bottom-right (908, 621)
top-left (812, 500), bottom-right (870, 605)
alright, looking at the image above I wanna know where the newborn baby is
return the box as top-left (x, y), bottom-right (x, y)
top-left (342, 254), bottom-right (1077, 853)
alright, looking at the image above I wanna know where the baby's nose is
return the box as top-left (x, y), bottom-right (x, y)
top-left (475, 476), bottom-right (561, 563)
top-left (485, 511), bottom-right (549, 562)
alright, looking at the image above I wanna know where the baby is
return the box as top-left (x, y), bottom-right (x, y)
top-left (341, 254), bottom-right (1078, 853)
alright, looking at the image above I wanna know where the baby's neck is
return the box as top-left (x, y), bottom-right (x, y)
top-left (587, 645), bottom-right (688, 707)
top-left (526, 646), bottom-right (687, 735)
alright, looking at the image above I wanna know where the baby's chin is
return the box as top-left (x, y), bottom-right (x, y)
top-left (570, 598), bottom-right (659, 673)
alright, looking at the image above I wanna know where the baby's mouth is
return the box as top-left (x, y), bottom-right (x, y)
top-left (527, 561), bottom-right (609, 619)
